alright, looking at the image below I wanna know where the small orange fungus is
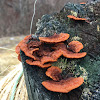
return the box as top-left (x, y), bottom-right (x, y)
top-left (67, 15), bottom-right (87, 21)
top-left (39, 33), bottom-right (69, 43)
top-left (26, 59), bottom-right (51, 68)
top-left (18, 54), bottom-right (21, 61)
top-left (68, 41), bottom-right (83, 53)
top-left (46, 66), bottom-right (62, 81)
top-left (80, 2), bottom-right (86, 4)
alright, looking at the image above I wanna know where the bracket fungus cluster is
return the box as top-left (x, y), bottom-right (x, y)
top-left (42, 66), bottom-right (84, 93)
top-left (15, 32), bottom-right (86, 93)
top-left (42, 76), bottom-right (84, 93)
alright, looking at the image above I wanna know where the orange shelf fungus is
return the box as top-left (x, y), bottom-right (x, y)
top-left (15, 33), bottom-right (86, 93)
top-left (26, 59), bottom-right (51, 68)
top-left (15, 45), bottom-right (21, 55)
top-left (80, 2), bottom-right (86, 4)
top-left (40, 49), bottom-right (62, 64)
top-left (42, 77), bottom-right (84, 93)
top-left (52, 43), bottom-right (66, 50)
top-left (20, 43), bottom-right (38, 60)
top-left (18, 54), bottom-right (21, 62)
top-left (27, 40), bottom-right (41, 49)
top-left (52, 42), bottom-right (86, 58)
top-left (39, 33), bottom-right (69, 43)
top-left (63, 50), bottom-right (87, 58)
top-left (67, 15), bottom-right (87, 21)
top-left (15, 35), bottom-right (31, 54)
top-left (15, 32), bottom-right (87, 69)
top-left (51, 49), bottom-right (63, 60)
top-left (15, 35), bottom-right (41, 60)
top-left (46, 66), bottom-right (62, 81)
top-left (31, 48), bottom-right (39, 54)
top-left (41, 56), bottom-right (57, 64)
top-left (68, 41), bottom-right (83, 53)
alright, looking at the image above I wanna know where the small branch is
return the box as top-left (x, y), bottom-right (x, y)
top-left (30, 0), bottom-right (38, 35)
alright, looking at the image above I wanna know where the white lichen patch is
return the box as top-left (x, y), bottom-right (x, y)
top-left (88, 6), bottom-right (94, 12)
top-left (97, 25), bottom-right (100, 32)
top-left (71, 36), bottom-right (82, 41)
top-left (75, 65), bottom-right (88, 84)
top-left (81, 88), bottom-right (92, 100)
top-left (79, 66), bottom-right (88, 81)
top-left (71, 10), bottom-right (77, 17)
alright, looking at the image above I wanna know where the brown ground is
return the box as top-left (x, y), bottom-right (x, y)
top-left (0, 35), bottom-right (25, 80)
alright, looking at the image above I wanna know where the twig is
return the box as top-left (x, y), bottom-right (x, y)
top-left (30, 0), bottom-right (38, 35)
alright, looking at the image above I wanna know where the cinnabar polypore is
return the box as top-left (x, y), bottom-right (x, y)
top-left (40, 49), bottom-right (63, 64)
top-left (46, 66), bottom-right (62, 81)
top-left (15, 35), bottom-right (41, 61)
top-left (67, 15), bottom-right (87, 21)
top-left (15, 35), bottom-right (31, 54)
top-left (26, 59), bottom-right (51, 68)
top-left (15, 33), bottom-right (87, 67)
top-left (53, 43), bottom-right (87, 58)
top-left (15, 33), bottom-right (85, 93)
top-left (68, 41), bottom-right (83, 53)
top-left (80, 2), bottom-right (86, 4)
top-left (18, 54), bottom-right (21, 61)
top-left (39, 33), bottom-right (70, 43)
top-left (42, 77), bottom-right (84, 93)
top-left (63, 50), bottom-right (87, 58)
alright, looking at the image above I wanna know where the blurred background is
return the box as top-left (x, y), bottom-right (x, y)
top-left (0, 0), bottom-right (90, 37)
top-left (0, 0), bottom-right (90, 79)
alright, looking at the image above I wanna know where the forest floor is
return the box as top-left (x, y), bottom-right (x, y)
top-left (0, 35), bottom-right (25, 80)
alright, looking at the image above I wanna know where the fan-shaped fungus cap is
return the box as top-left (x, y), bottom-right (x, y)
top-left (52, 43), bottom-right (87, 58)
top-left (15, 35), bottom-right (32, 54)
top-left (16, 35), bottom-right (41, 60)
top-left (67, 15), bottom-right (87, 21)
top-left (52, 43), bottom-right (66, 50)
top-left (27, 40), bottom-right (41, 49)
top-left (80, 2), bottom-right (86, 4)
top-left (39, 33), bottom-right (69, 43)
top-left (31, 48), bottom-right (39, 54)
top-left (15, 45), bottom-right (21, 54)
top-left (41, 56), bottom-right (57, 64)
top-left (63, 50), bottom-right (87, 58)
top-left (41, 49), bottom-right (62, 64)
top-left (51, 49), bottom-right (63, 60)
top-left (46, 66), bottom-right (62, 81)
top-left (42, 77), bottom-right (84, 93)
top-left (26, 59), bottom-right (51, 68)
top-left (68, 41), bottom-right (83, 53)
top-left (19, 43), bottom-right (38, 60)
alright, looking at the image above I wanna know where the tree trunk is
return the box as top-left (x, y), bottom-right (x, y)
top-left (20, 1), bottom-right (100, 100)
